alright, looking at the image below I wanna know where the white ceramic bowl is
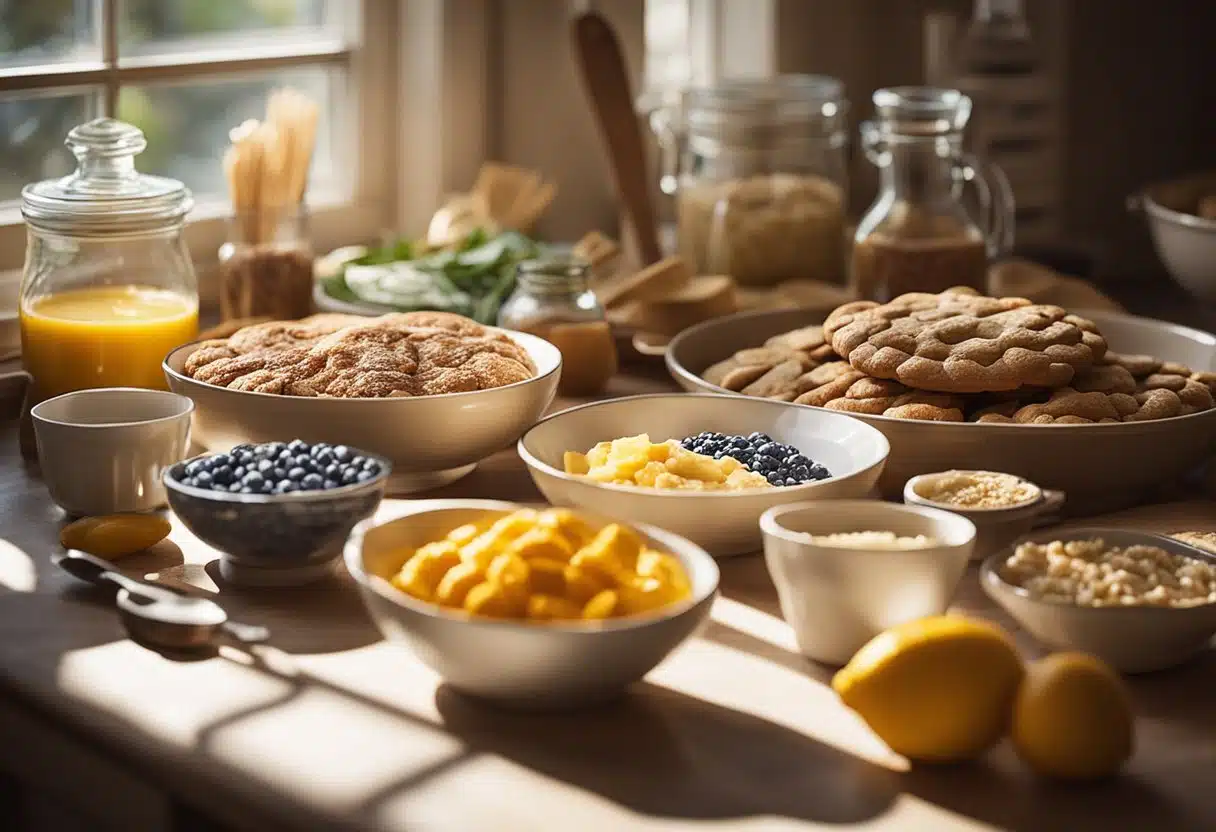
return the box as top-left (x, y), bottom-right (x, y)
top-left (31, 388), bottom-right (193, 516)
top-left (667, 307), bottom-right (1216, 515)
top-left (761, 500), bottom-right (976, 665)
top-left (982, 527), bottom-right (1216, 673)
top-left (1135, 173), bottom-right (1216, 302)
top-left (517, 394), bottom-right (890, 556)
top-left (904, 470), bottom-right (1064, 562)
top-left (345, 499), bottom-right (719, 708)
top-left (164, 328), bottom-right (561, 493)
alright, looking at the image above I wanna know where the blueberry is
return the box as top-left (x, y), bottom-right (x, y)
top-left (324, 479), bottom-right (339, 490)
top-left (356, 470), bottom-right (375, 482)
top-left (313, 450), bottom-right (333, 467)
top-left (277, 449), bottom-right (294, 463)
top-left (340, 468), bottom-right (359, 485)
top-left (239, 486), bottom-right (254, 494)
top-left (231, 444), bottom-right (253, 455)
top-left (184, 459), bottom-right (206, 477)
top-left (333, 445), bottom-right (352, 463)
top-left (232, 466), bottom-right (246, 480)
top-left (242, 471), bottom-right (265, 487)
top-left (237, 451), bottom-right (254, 465)
top-left (287, 439), bottom-right (309, 452)
top-left (362, 458), bottom-right (379, 471)
top-left (193, 469), bottom-right (213, 486)
top-left (287, 467), bottom-right (307, 481)
top-left (784, 477), bottom-right (798, 486)
top-left (256, 459), bottom-right (276, 473)
top-left (276, 481), bottom-right (298, 494)
top-left (210, 453), bottom-right (232, 468)
top-left (271, 467), bottom-right (286, 480)
top-left (212, 466), bottom-right (234, 485)
top-left (350, 456), bottom-right (367, 469)
top-left (301, 473), bottom-right (324, 490)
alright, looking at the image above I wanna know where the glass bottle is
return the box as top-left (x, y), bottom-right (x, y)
top-left (19, 118), bottom-right (197, 402)
top-left (852, 87), bottom-right (1014, 301)
top-left (955, 0), bottom-right (1038, 76)
top-left (653, 75), bottom-right (850, 286)
top-left (498, 258), bottom-right (617, 397)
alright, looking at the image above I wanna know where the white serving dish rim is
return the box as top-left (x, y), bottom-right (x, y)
top-left (666, 307), bottom-right (1216, 431)
top-left (980, 527), bottom-right (1216, 613)
top-left (30, 386), bottom-right (195, 429)
top-left (516, 392), bottom-right (891, 499)
top-left (345, 499), bottom-right (721, 634)
top-left (759, 498), bottom-right (978, 549)
top-left (903, 470), bottom-right (1046, 516)
top-left (162, 326), bottom-right (561, 404)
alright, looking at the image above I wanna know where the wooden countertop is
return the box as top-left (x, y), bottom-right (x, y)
top-left (2, 368), bottom-right (1215, 832)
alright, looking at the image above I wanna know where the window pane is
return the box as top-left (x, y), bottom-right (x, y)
top-left (116, 66), bottom-right (339, 202)
top-left (119, 0), bottom-right (335, 57)
top-left (0, 0), bottom-right (98, 69)
top-left (0, 90), bottom-right (96, 203)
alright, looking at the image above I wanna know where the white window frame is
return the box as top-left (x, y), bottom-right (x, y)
top-left (683, 0), bottom-right (776, 84)
top-left (0, 0), bottom-right (422, 308)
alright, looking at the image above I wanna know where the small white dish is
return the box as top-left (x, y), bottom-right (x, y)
top-left (346, 499), bottom-right (719, 708)
top-left (517, 394), bottom-right (890, 556)
top-left (761, 500), bottom-right (976, 665)
top-left (904, 470), bottom-right (1064, 561)
top-left (32, 387), bottom-right (193, 516)
top-left (982, 527), bottom-right (1216, 673)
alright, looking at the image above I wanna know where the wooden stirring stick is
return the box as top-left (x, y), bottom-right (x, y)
top-left (571, 11), bottom-right (663, 266)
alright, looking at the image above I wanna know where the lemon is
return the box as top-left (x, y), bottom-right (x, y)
top-left (60, 514), bottom-right (171, 559)
top-left (832, 615), bottom-right (1024, 762)
top-left (1011, 652), bottom-right (1134, 780)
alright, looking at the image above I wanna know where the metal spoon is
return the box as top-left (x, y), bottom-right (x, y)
top-left (53, 549), bottom-right (270, 649)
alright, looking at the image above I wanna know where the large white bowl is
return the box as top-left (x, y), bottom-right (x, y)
top-left (164, 329), bottom-right (561, 493)
top-left (667, 307), bottom-right (1216, 515)
top-left (345, 499), bottom-right (719, 708)
top-left (982, 528), bottom-right (1216, 673)
top-left (517, 394), bottom-right (890, 556)
top-left (762, 500), bottom-right (976, 665)
top-left (1135, 172), bottom-right (1216, 302)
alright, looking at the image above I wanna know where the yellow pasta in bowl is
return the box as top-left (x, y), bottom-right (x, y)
top-left (345, 499), bottom-right (719, 707)
top-left (387, 506), bottom-right (693, 622)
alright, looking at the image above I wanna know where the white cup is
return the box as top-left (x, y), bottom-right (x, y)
top-left (32, 388), bottom-right (194, 517)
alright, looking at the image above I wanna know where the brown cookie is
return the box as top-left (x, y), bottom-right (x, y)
top-left (792, 363), bottom-right (964, 421)
top-left (1071, 363), bottom-right (1138, 395)
top-left (1191, 371), bottom-right (1216, 393)
top-left (1138, 364), bottom-right (1215, 415)
top-left (742, 357), bottom-right (815, 399)
top-left (703, 346), bottom-right (794, 390)
top-left (1000, 387), bottom-right (1140, 424)
top-left (1101, 351), bottom-right (1163, 378)
top-left (766, 325), bottom-right (826, 353)
top-left (823, 292), bottom-right (1108, 394)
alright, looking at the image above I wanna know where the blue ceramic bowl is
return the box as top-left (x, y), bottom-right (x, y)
top-left (164, 450), bottom-right (390, 586)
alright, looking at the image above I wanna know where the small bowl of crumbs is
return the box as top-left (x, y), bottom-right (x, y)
top-left (982, 528), bottom-right (1216, 673)
top-left (904, 470), bottom-right (1063, 562)
top-left (760, 500), bottom-right (976, 665)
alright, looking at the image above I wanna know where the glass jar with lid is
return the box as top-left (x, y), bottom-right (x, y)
top-left (19, 118), bottom-right (198, 402)
top-left (654, 75), bottom-right (850, 287)
top-left (498, 258), bottom-right (617, 397)
top-left (851, 87), bottom-right (1014, 301)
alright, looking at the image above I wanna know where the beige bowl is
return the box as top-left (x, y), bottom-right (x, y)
top-left (667, 307), bottom-right (1216, 515)
top-left (345, 499), bottom-right (719, 708)
top-left (904, 470), bottom-right (1064, 562)
top-left (1134, 171), bottom-right (1216, 302)
top-left (982, 528), bottom-right (1216, 673)
top-left (761, 500), bottom-right (976, 665)
top-left (518, 394), bottom-right (890, 556)
top-left (164, 329), bottom-right (561, 493)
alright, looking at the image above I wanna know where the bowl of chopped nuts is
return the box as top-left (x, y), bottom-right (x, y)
top-left (982, 528), bottom-right (1216, 673)
top-left (904, 470), bottom-right (1065, 561)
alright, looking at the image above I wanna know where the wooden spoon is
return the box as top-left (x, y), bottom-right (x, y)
top-left (571, 11), bottom-right (663, 266)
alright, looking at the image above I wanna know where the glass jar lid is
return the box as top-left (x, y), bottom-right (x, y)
top-left (516, 257), bottom-right (591, 293)
top-left (21, 118), bottom-right (193, 235)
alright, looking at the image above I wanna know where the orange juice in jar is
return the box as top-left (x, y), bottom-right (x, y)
top-left (19, 119), bottom-right (197, 401)
top-left (21, 285), bottom-right (198, 399)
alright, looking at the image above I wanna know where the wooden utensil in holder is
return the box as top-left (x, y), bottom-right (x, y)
top-left (219, 89), bottom-right (318, 321)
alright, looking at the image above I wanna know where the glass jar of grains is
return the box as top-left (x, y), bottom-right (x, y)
top-left (497, 258), bottom-right (618, 397)
top-left (655, 75), bottom-right (850, 287)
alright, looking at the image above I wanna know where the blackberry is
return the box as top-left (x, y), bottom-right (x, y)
top-left (677, 432), bottom-right (832, 487)
top-left (174, 441), bottom-right (383, 494)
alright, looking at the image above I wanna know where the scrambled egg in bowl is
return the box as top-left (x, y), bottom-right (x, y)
top-left (563, 434), bottom-right (772, 491)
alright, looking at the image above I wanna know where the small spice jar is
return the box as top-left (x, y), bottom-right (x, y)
top-left (498, 258), bottom-right (618, 397)
top-left (218, 204), bottom-right (314, 321)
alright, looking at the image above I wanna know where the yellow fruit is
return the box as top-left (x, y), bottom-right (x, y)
top-left (832, 615), bottom-right (1025, 762)
top-left (1011, 653), bottom-right (1134, 780)
top-left (581, 589), bottom-right (619, 620)
top-left (60, 514), bottom-right (171, 558)
top-left (526, 594), bottom-right (583, 621)
top-left (434, 561), bottom-right (483, 607)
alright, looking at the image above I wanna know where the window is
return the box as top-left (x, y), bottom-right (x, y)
top-left (0, 0), bottom-right (398, 281)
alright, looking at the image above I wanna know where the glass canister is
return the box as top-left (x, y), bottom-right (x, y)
top-left (19, 118), bottom-right (198, 402)
top-left (498, 258), bottom-right (618, 397)
top-left (218, 205), bottom-right (313, 321)
top-left (658, 75), bottom-right (850, 287)
top-left (851, 87), bottom-right (1015, 301)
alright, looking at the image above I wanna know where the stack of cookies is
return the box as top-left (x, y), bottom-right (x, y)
top-left (703, 288), bottom-right (1216, 424)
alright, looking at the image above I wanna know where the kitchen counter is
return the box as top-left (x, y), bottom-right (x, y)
top-left (1, 366), bottom-right (1214, 832)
